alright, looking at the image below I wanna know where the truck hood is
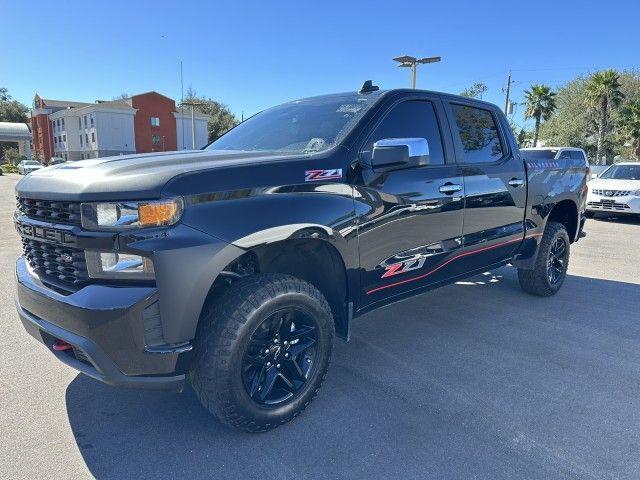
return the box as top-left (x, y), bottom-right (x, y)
top-left (589, 178), bottom-right (640, 192)
top-left (15, 150), bottom-right (305, 201)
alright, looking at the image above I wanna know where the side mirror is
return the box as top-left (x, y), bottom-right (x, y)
top-left (370, 138), bottom-right (430, 171)
top-left (591, 173), bottom-right (598, 179)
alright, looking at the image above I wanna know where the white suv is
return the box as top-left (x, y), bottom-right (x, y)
top-left (586, 162), bottom-right (640, 217)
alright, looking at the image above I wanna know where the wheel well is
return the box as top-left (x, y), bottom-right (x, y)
top-left (547, 200), bottom-right (578, 242)
top-left (207, 239), bottom-right (350, 340)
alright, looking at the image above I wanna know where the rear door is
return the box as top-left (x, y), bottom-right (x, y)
top-left (444, 100), bottom-right (527, 272)
top-left (354, 95), bottom-right (465, 307)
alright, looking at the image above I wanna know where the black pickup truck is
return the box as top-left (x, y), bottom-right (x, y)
top-left (14, 82), bottom-right (587, 431)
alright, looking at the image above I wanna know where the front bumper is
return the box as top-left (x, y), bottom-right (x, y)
top-left (586, 193), bottom-right (640, 214)
top-left (15, 257), bottom-right (189, 391)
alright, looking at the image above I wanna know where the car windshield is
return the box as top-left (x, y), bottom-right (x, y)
top-left (600, 164), bottom-right (640, 180)
top-left (521, 149), bottom-right (557, 160)
top-left (207, 93), bottom-right (381, 154)
top-left (26, 161), bottom-right (40, 166)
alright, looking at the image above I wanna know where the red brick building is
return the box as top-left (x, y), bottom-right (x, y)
top-left (31, 92), bottom-right (208, 161)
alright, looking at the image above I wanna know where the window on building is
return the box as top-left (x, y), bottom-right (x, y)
top-left (62, 118), bottom-right (65, 128)
top-left (86, 133), bottom-right (89, 144)
top-left (54, 137), bottom-right (57, 144)
top-left (151, 116), bottom-right (160, 127)
top-left (91, 132), bottom-right (95, 143)
top-left (152, 134), bottom-right (161, 146)
top-left (84, 116), bottom-right (87, 128)
top-left (450, 104), bottom-right (504, 163)
top-left (78, 117), bottom-right (82, 129)
top-left (63, 134), bottom-right (66, 142)
top-left (90, 114), bottom-right (94, 127)
top-left (80, 135), bottom-right (83, 147)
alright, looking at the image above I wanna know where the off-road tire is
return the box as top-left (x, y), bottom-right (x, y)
top-left (190, 273), bottom-right (334, 432)
top-left (517, 222), bottom-right (570, 297)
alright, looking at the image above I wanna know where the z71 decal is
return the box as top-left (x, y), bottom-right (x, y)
top-left (305, 169), bottom-right (343, 182)
top-left (381, 254), bottom-right (427, 278)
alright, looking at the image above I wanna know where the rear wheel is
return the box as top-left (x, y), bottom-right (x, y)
top-left (517, 222), bottom-right (570, 297)
top-left (190, 273), bottom-right (334, 432)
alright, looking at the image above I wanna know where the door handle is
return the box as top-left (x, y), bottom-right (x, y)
top-left (439, 183), bottom-right (462, 195)
top-left (508, 178), bottom-right (524, 188)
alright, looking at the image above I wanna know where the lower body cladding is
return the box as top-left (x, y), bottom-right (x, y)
top-left (15, 257), bottom-right (190, 391)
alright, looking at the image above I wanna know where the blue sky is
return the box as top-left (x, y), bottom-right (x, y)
top-left (3, 0), bottom-right (639, 130)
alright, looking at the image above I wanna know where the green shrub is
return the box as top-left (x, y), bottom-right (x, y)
top-left (0, 163), bottom-right (18, 173)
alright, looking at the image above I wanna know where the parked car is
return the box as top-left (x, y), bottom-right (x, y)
top-left (17, 160), bottom-right (43, 175)
top-left (520, 147), bottom-right (588, 167)
top-left (49, 157), bottom-right (66, 165)
top-left (14, 82), bottom-right (588, 432)
top-left (586, 162), bottom-right (640, 217)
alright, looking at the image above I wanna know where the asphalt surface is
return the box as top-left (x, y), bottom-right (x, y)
top-left (1, 172), bottom-right (640, 479)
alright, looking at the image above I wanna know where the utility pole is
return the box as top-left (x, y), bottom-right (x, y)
top-left (504, 71), bottom-right (514, 115)
top-left (393, 55), bottom-right (441, 89)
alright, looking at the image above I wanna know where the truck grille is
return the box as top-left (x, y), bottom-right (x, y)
top-left (591, 189), bottom-right (632, 197)
top-left (22, 237), bottom-right (89, 288)
top-left (16, 197), bottom-right (82, 226)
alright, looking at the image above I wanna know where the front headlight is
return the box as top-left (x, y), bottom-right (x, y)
top-left (81, 198), bottom-right (183, 230)
top-left (85, 250), bottom-right (155, 280)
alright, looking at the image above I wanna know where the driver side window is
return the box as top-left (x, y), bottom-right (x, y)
top-left (365, 100), bottom-right (445, 165)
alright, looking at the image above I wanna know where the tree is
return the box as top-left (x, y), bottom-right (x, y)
top-left (3, 147), bottom-right (21, 165)
top-left (460, 82), bottom-right (488, 99)
top-left (618, 101), bottom-right (640, 160)
top-left (523, 84), bottom-right (557, 147)
top-left (180, 88), bottom-right (238, 142)
top-left (112, 93), bottom-right (130, 100)
top-left (0, 87), bottom-right (29, 123)
top-left (585, 69), bottom-right (625, 164)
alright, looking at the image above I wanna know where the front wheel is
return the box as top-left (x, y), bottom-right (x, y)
top-left (190, 273), bottom-right (334, 432)
top-left (517, 222), bottom-right (570, 297)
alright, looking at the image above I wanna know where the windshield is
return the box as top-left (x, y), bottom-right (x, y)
top-left (26, 161), bottom-right (40, 165)
top-left (207, 93), bottom-right (381, 154)
top-left (521, 149), bottom-right (557, 160)
top-left (600, 164), bottom-right (640, 180)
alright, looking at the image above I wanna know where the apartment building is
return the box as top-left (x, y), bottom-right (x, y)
top-left (31, 92), bottom-right (209, 161)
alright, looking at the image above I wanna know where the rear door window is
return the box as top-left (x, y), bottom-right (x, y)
top-left (450, 104), bottom-right (504, 163)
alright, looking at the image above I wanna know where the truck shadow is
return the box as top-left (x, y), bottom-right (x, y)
top-left (65, 268), bottom-right (640, 480)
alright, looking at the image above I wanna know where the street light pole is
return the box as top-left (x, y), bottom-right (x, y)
top-left (393, 55), bottom-right (441, 89)
top-left (181, 100), bottom-right (204, 149)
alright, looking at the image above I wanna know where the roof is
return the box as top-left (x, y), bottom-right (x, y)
top-left (40, 98), bottom-right (92, 109)
top-left (0, 122), bottom-right (31, 138)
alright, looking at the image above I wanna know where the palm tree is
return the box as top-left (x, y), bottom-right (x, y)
top-left (618, 101), bottom-right (640, 160)
top-left (585, 69), bottom-right (625, 164)
top-left (523, 84), bottom-right (557, 147)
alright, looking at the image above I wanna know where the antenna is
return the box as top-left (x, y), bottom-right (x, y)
top-left (359, 80), bottom-right (379, 94)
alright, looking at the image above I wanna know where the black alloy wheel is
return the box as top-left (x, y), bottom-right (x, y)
top-left (547, 237), bottom-right (567, 285)
top-left (242, 309), bottom-right (318, 406)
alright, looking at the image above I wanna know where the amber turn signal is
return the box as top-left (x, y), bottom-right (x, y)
top-left (138, 199), bottom-right (183, 227)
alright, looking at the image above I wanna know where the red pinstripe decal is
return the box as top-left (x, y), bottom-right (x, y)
top-left (365, 233), bottom-right (543, 295)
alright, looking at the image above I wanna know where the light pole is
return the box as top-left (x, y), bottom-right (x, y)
top-left (181, 101), bottom-right (204, 149)
top-left (393, 55), bottom-right (441, 89)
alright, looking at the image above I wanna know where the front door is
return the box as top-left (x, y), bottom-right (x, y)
top-left (354, 96), bottom-right (465, 308)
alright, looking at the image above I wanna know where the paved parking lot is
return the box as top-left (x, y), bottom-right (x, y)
top-left (1, 172), bottom-right (639, 480)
